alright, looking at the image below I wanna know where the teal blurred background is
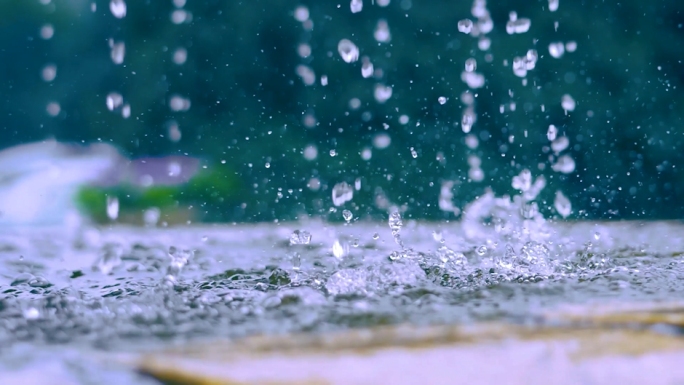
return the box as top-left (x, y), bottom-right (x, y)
top-left (0, 0), bottom-right (683, 223)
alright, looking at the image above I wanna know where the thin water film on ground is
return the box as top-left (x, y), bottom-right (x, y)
top-left (2, 207), bottom-right (684, 382)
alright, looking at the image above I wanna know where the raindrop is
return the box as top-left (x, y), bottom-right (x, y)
top-left (373, 133), bottom-right (391, 149)
top-left (294, 6), bottom-right (309, 22)
top-left (373, 84), bottom-right (393, 103)
top-left (297, 43), bottom-right (311, 58)
top-left (561, 94), bottom-right (576, 112)
top-left (377, 0), bottom-right (390, 6)
top-left (461, 107), bottom-right (476, 133)
top-left (40, 24), bottom-right (54, 40)
top-left (438, 96), bottom-right (447, 105)
top-left (303, 145), bottom-right (318, 160)
top-left (332, 240), bottom-right (348, 259)
top-left (46, 102), bottom-right (60, 117)
top-left (549, 42), bottom-right (565, 58)
top-left (512, 169), bottom-right (532, 192)
top-left (332, 182), bottom-right (354, 206)
top-left (41, 64), bottom-right (57, 82)
top-left (296, 65), bottom-right (316, 85)
top-left (505, 18), bottom-right (531, 34)
top-left (361, 57), bottom-right (374, 78)
top-left (106, 92), bottom-right (123, 111)
top-left (552, 155), bottom-right (576, 174)
top-left (290, 230), bottom-right (312, 245)
top-left (350, 0), bottom-right (363, 13)
top-left (166, 246), bottom-right (193, 284)
top-left (476, 246), bottom-right (487, 256)
top-left (170, 9), bottom-right (190, 24)
top-left (24, 308), bottom-right (40, 320)
top-left (465, 58), bottom-right (477, 72)
top-left (109, 0), bottom-right (126, 18)
top-left (169, 95), bottom-right (191, 112)
top-left (167, 121), bottom-right (182, 142)
top-left (547, 124), bottom-right (558, 141)
top-left (121, 104), bottom-right (131, 118)
top-left (173, 47), bottom-right (187, 65)
top-left (457, 19), bottom-right (474, 34)
top-left (109, 40), bottom-right (125, 64)
top-left (337, 39), bottom-right (359, 63)
top-left (106, 196), bottom-right (119, 220)
top-left (144, 207), bottom-right (160, 226)
top-left (469, 167), bottom-right (484, 182)
top-left (554, 190), bottom-right (572, 218)
top-left (361, 147), bottom-right (372, 160)
top-left (566, 41), bottom-right (578, 52)
top-left (292, 252), bottom-right (301, 270)
top-left (342, 210), bottom-right (353, 222)
top-left (168, 161), bottom-right (182, 177)
top-left (478, 37), bottom-right (491, 51)
top-left (374, 20), bottom-right (391, 43)
top-left (461, 71), bottom-right (485, 88)
top-left (94, 243), bottom-right (123, 275)
top-left (551, 136), bottom-right (569, 153)
top-left (549, 0), bottom-right (559, 12)
top-left (372, 233), bottom-right (380, 240)
top-left (388, 211), bottom-right (403, 236)
top-left (28, 276), bottom-right (52, 288)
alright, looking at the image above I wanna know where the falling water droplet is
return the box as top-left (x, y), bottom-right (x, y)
top-left (109, 0), bottom-right (127, 18)
top-left (549, 0), bottom-right (559, 12)
top-left (94, 243), bottom-right (123, 275)
top-left (165, 246), bottom-right (193, 285)
top-left (106, 196), bottom-right (119, 221)
top-left (438, 96), bottom-right (447, 105)
top-left (551, 136), bottom-right (570, 153)
top-left (41, 64), bottom-right (57, 82)
top-left (106, 92), bottom-right (123, 111)
top-left (350, 0), bottom-right (363, 13)
top-left (294, 6), bottom-right (309, 22)
top-left (554, 190), bottom-right (572, 218)
top-left (465, 58), bottom-right (477, 72)
top-left (373, 84), bottom-right (393, 103)
top-left (561, 94), bottom-right (576, 112)
top-left (505, 18), bottom-right (531, 34)
top-left (552, 155), bottom-right (576, 174)
top-left (332, 182), bottom-right (354, 207)
top-left (109, 40), bottom-right (125, 64)
top-left (292, 252), bottom-right (301, 270)
top-left (547, 125), bottom-right (558, 141)
top-left (457, 19), bottom-right (474, 34)
top-left (361, 57), bottom-right (374, 78)
top-left (332, 240), bottom-right (348, 259)
top-left (23, 308), bottom-right (41, 320)
top-left (337, 39), bottom-right (359, 63)
top-left (388, 211), bottom-right (403, 236)
top-left (512, 169), bottom-right (533, 192)
top-left (374, 20), bottom-right (391, 43)
top-left (290, 230), bottom-right (312, 245)
top-left (549, 42), bottom-right (565, 58)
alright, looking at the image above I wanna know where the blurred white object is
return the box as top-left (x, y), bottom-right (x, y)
top-left (0, 140), bottom-right (121, 226)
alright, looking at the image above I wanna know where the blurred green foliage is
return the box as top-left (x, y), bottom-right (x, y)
top-left (1, 0), bottom-right (683, 221)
